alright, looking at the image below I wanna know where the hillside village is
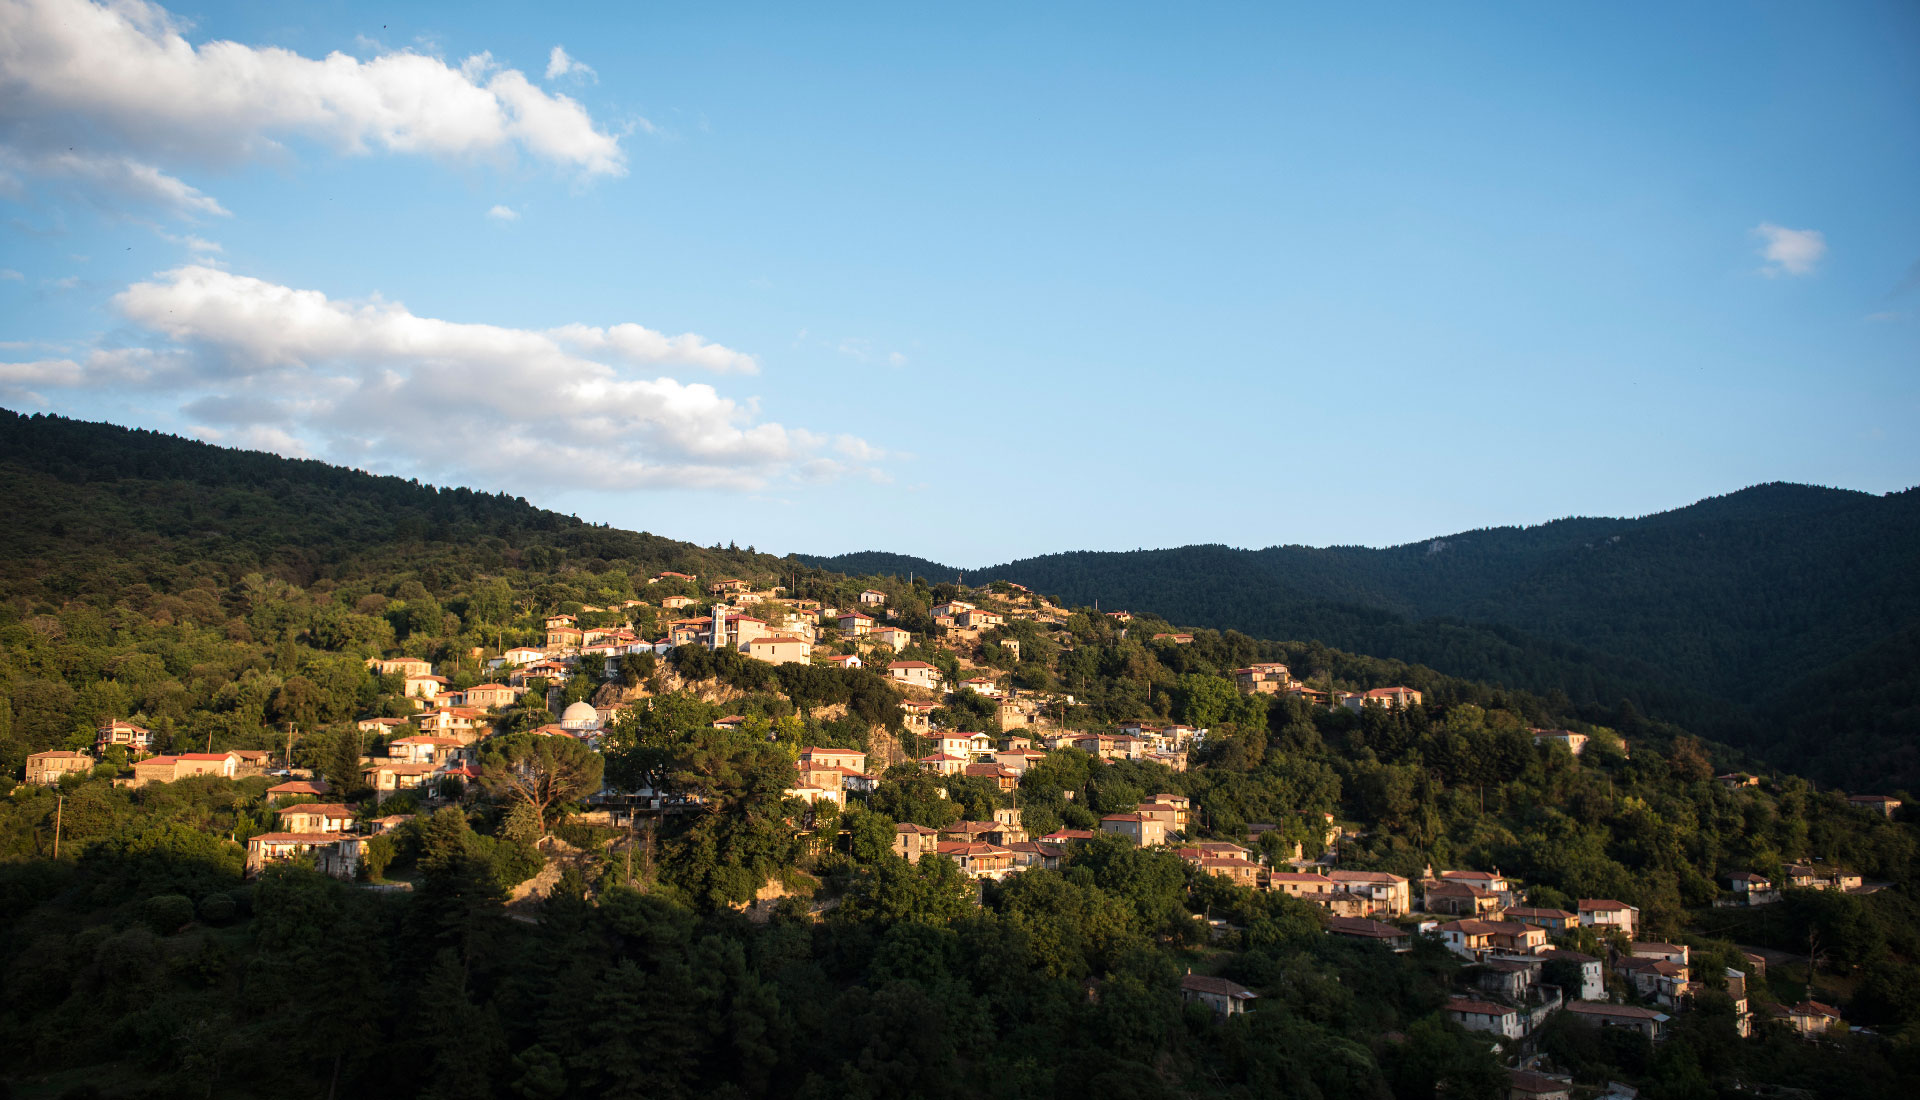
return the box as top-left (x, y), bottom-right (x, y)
top-left (15, 558), bottom-right (1914, 1100)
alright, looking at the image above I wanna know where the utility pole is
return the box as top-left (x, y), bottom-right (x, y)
top-left (52, 793), bottom-right (64, 859)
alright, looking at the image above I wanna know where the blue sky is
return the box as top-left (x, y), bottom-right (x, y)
top-left (1, 0), bottom-right (1915, 564)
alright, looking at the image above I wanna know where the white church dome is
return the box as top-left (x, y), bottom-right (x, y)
top-left (560, 701), bottom-right (601, 730)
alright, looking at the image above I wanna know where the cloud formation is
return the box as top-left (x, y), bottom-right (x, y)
top-left (0, 0), bottom-right (625, 217)
top-left (0, 146), bottom-right (229, 216)
top-left (1, 266), bottom-right (870, 492)
top-left (487, 204), bottom-right (519, 221)
top-left (1754, 223), bottom-right (1826, 277)
top-left (546, 46), bottom-right (596, 82)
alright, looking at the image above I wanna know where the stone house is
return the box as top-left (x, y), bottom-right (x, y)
top-left (893, 822), bottom-right (939, 863)
top-left (25, 750), bottom-right (93, 786)
top-left (1180, 973), bottom-right (1256, 1018)
top-left (1099, 813), bottom-right (1168, 846)
top-left (130, 752), bottom-right (238, 788)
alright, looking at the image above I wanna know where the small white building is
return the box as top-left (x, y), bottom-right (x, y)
top-left (888, 661), bottom-right (942, 690)
top-left (1578, 898), bottom-right (1638, 937)
top-left (1180, 973), bottom-right (1257, 1018)
top-left (1446, 996), bottom-right (1524, 1040)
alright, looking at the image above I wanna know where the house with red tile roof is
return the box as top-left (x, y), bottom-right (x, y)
top-left (1231, 663), bottom-right (1293, 695)
top-left (959, 676), bottom-right (1001, 698)
top-left (1341, 686), bottom-right (1423, 713)
top-left (94, 719), bottom-right (155, 755)
top-left (277, 803), bottom-right (356, 833)
top-left (1577, 898), bottom-right (1638, 937)
top-left (1779, 1000), bottom-right (1843, 1036)
top-left (1325, 915), bottom-right (1412, 951)
top-left (267, 778), bottom-right (329, 801)
top-left (1181, 973), bottom-right (1256, 1017)
top-left (1004, 841), bottom-right (1067, 872)
top-left (1847, 793), bottom-right (1901, 817)
top-left (1328, 870), bottom-right (1411, 915)
top-left (1423, 880), bottom-right (1503, 918)
top-left (963, 761), bottom-right (1020, 792)
top-left (1099, 812), bottom-right (1167, 847)
top-left (918, 752), bottom-right (966, 776)
top-left (782, 783), bottom-right (845, 809)
top-left (130, 752), bottom-right (238, 788)
top-left (1446, 995), bottom-right (1525, 1039)
top-left (361, 760), bottom-right (439, 800)
top-left (1504, 906), bottom-right (1577, 931)
top-left (1566, 1000), bottom-right (1669, 1040)
top-left (887, 661), bottom-right (942, 690)
top-left (389, 735), bottom-right (468, 765)
top-left (746, 634), bottom-right (812, 666)
top-left (956, 608), bottom-right (1005, 630)
top-left (936, 841), bottom-right (1016, 881)
top-left (893, 822), bottom-right (939, 863)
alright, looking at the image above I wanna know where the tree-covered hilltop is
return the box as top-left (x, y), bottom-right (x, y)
top-left (0, 408), bottom-right (804, 604)
top-left (805, 484), bottom-right (1920, 790)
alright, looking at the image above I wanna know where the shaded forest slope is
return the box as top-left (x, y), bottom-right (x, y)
top-left (806, 485), bottom-right (1920, 789)
top-left (0, 409), bottom-right (798, 602)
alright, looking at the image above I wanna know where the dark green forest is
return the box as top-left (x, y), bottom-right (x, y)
top-left (804, 484), bottom-right (1920, 790)
top-left (2, 410), bottom-right (1918, 1099)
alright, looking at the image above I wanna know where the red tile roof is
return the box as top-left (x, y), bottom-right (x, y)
top-left (1180, 974), bottom-right (1255, 998)
top-left (1446, 997), bottom-right (1515, 1017)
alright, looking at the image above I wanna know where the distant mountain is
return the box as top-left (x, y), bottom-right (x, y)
top-left (805, 484), bottom-right (1920, 788)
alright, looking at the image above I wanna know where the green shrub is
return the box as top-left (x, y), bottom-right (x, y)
top-left (196, 891), bottom-right (237, 924)
top-left (141, 893), bottom-right (195, 934)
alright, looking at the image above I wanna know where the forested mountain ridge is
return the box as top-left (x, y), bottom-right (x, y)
top-left (805, 484), bottom-right (1920, 788)
top-left (0, 409), bottom-right (800, 601)
top-left (2, 409), bottom-right (1917, 1098)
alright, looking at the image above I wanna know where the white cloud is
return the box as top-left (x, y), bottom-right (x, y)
top-left (546, 46), bottom-right (596, 82)
top-left (887, 351), bottom-right (907, 367)
top-left (0, 268), bottom-right (21, 280)
top-left (1754, 223), bottom-right (1826, 277)
top-left (0, 356), bottom-right (85, 386)
top-left (159, 231), bottom-right (222, 252)
top-left (0, 0), bottom-right (625, 189)
top-left (0, 146), bottom-right (229, 217)
top-left (549, 321), bottom-right (758, 375)
top-left (833, 434), bottom-right (886, 462)
top-left (0, 345), bottom-right (165, 404)
top-left (2, 265), bottom-right (877, 491)
top-left (487, 204), bottom-right (519, 221)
